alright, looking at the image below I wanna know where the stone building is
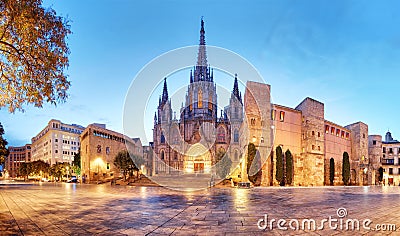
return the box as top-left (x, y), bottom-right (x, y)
top-left (5, 144), bottom-right (31, 178)
top-left (149, 19), bottom-right (381, 186)
top-left (376, 131), bottom-right (400, 185)
top-left (244, 90), bottom-right (379, 186)
top-left (31, 119), bottom-right (84, 165)
top-left (152, 19), bottom-right (243, 177)
top-left (80, 123), bottom-right (143, 183)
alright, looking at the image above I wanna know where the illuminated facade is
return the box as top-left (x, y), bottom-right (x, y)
top-left (31, 119), bottom-right (84, 165)
top-left (153, 19), bottom-right (243, 175)
top-left (5, 144), bottom-right (31, 178)
top-left (377, 131), bottom-right (400, 185)
top-left (80, 124), bottom-right (143, 183)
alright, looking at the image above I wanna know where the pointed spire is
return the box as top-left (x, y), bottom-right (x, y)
top-left (154, 112), bottom-right (157, 124)
top-left (190, 70), bottom-right (193, 83)
top-left (161, 77), bottom-right (168, 104)
top-left (196, 18), bottom-right (207, 68)
top-left (200, 17), bottom-right (205, 46)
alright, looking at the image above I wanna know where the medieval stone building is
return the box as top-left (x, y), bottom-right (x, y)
top-left (153, 19), bottom-right (243, 176)
top-left (151, 19), bottom-right (382, 186)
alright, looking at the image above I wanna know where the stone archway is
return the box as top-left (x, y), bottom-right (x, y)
top-left (184, 143), bottom-right (212, 174)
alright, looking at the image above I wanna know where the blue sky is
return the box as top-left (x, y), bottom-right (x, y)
top-left (1, 0), bottom-right (400, 146)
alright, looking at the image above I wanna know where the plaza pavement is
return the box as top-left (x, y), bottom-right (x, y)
top-left (1, 182), bottom-right (400, 235)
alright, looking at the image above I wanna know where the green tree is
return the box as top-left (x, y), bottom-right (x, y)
top-left (114, 150), bottom-right (130, 180)
top-left (378, 167), bottom-right (383, 182)
top-left (49, 162), bottom-right (69, 180)
top-left (247, 143), bottom-right (261, 184)
top-left (31, 160), bottom-right (50, 178)
top-left (18, 162), bottom-right (32, 180)
top-left (275, 146), bottom-right (284, 185)
top-left (0, 122), bottom-right (8, 166)
top-left (342, 152), bottom-right (350, 185)
top-left (0, 0), bottom-right (71, 112)
top-left (285, 149), bottom-right (293, 185)
top-left (114, 150), bottom-right (143, 180)
top-left (329, 158), bottom-right (335, 185)
top-left (129, 153), bottom-right (144, 178)
top-left (72, 151), bottom-right (81, 176)
top-left (215, 149), bottom-right (232, 179)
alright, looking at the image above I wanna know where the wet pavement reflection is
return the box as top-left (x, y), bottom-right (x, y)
top-left (1, 183), bottom-right (400, 235)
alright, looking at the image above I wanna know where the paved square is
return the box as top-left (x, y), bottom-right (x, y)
top-left (1, 183), bottom-right (400, 235)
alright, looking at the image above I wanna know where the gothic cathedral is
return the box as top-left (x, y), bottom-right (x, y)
top-left (153, 19), bottom-right (243, 177)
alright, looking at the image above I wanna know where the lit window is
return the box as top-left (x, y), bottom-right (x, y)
top-left (198, 89), bottom-right (203, 108)
top-left (336, 129), bottom-right (340, 137)
top-left (325, 125), bottom-right (329, 134)
top-left (346, 133), bottom-right (349, 139)
top-left (271, 110), bottom-right (276, 120)
top-left (341, 131), bottom-right (345, 138)
top-left (279, 111), bottom-right (285, 122)
top-left (331, 127), bottom-right (335, 135)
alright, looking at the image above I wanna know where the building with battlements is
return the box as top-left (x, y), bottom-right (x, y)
top-left (150, 19), bottom-right (381, 186)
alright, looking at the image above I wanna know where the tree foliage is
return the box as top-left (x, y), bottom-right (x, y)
top-left (378, 167), bottom-right (383, 182)
top-left (0, 122), bottom-right (8, 165)
top-left (0, 0), bottom-right (71, 112)
top-left (18, 162), bottom-right (32, 180)
top-left (285, 149), bottom-right (293, 185)
top-left (275, 146), bottom-right (284, 185)
top-left (49, 162), bottom-right (70, 180)
top-left (114, 150), bottom-right (144, 180)
top-left (329, 158), bottom-right (335, 185)
top-left (72, 150), bottom-right (80, 176)
top-left (215, 149), bottom-right (232, 179)
top-left (247, 143), bottom-right (261, 184)
top-left (342, 152), bottom-right (350, 185)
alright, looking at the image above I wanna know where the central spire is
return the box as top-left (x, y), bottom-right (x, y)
top-left (196, 17), bottom-right (207, 68)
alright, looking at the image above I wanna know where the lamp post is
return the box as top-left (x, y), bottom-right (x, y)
top-left (66, 166), bottom-right (69, 181)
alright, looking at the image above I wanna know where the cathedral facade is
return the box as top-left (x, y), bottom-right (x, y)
top-left (152, 20), bottom-right (243, 176)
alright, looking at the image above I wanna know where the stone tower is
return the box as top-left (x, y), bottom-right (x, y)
top-left (295, 97), bottom-right (325, 186)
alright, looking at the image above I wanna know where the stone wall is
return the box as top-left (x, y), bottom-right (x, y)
top-left (244, 81), bottom-right (273, 185)
top-left (295, 98), bottom-right (325, 186)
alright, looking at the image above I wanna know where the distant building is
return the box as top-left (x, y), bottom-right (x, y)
top-left (5, 144), bottom-right (31, 178)
top-left (31, 119), bottom-right (84, 165)
top-left (379, 131), bottom-right (400, 185)
top-left (80, 124), bottom-right (143, 183)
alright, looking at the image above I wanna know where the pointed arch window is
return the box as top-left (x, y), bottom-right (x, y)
top-left (189, 94), bottom-right (193, 111)
top-left (234, 150), bottom-right (239, 162)
top-left (234, 129), bottom-right (239, 143)
top-left (208, 94), bottom-right (213, 110)
top-left (198, 89), bottom-right (203, 108)
top-left (217, 126), bottom-right (226, 143)
top-left (160, 150), bottom-right (165, 160)
top-left (160, 132), bottom-right (165, 144)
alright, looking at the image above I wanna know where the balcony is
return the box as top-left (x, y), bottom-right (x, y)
top-left (382, 159), bottom-right (395, 165)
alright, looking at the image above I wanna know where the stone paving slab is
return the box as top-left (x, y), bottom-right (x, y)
top-left (1, 184), bottom-right (400, 235)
